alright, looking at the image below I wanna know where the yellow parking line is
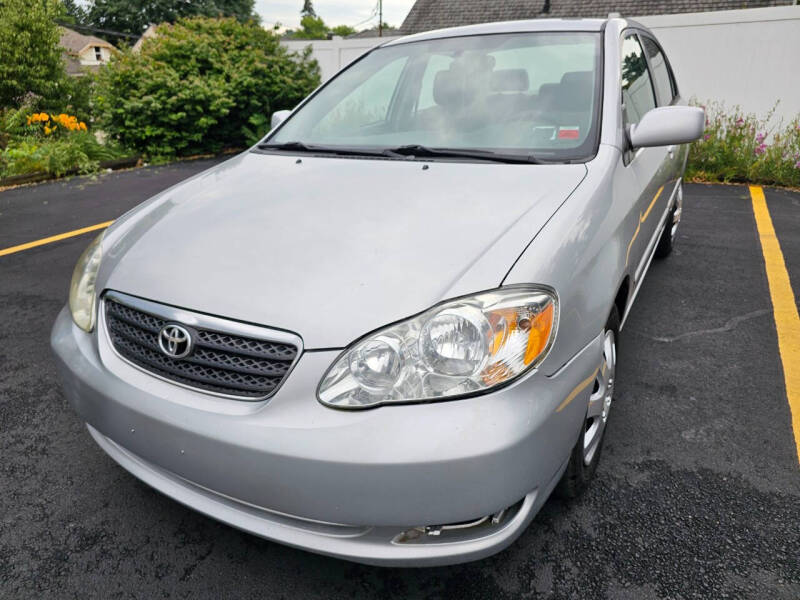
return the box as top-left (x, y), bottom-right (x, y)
top-left (750, 185), bottom-right (800, 463)
top-left (0, 221), bottom-right (113, 257)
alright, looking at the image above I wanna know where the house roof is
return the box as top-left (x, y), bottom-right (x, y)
top-left (347, 26), bottom-right (399, 38)
top-left (58, 26), bottom-right (114, 56)
top-left (399, 0), bottom-right (795, 34)
top-left (132, 24), bottom-right (159, 53)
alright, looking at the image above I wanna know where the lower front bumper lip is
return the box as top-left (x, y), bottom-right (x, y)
top-left (87, 423), bottom-right (553, 567)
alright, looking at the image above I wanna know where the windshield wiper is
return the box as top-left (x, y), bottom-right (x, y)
top-left (384, 144), bottom-right (540, 164)
top-left (257, 141), bottom-right (387, 158)
top-left (257, 141), bottom-right (541, 164)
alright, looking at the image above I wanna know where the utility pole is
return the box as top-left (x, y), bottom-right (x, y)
top-left (378, 0), bottom-right (383, 36)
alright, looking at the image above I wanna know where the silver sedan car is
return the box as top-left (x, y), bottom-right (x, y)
top-left (52, 17), bottom-right (703, 566)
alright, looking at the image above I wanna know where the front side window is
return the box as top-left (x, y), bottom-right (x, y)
top-left (640, 36), bottom-right (675, 106)
top-left (620, 34), bottom-right (656, 126)
top-left (269, 32), bottom-right (603, 162)
top-left (312, 56), bottom-right (408, 136)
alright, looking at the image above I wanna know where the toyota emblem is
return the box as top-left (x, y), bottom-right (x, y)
top-left (158, 323), bottom-right (193, 359)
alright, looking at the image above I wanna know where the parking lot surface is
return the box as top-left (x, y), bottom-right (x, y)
top-left (1, 161), bottom-right (798, 599)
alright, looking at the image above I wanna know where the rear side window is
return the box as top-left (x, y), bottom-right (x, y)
top-left (620, 34), bottom-right (656, 126)
top-left (641, 36), bottom-right (676, 106)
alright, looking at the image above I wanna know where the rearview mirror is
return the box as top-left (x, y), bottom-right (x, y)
top-left (628, 106), bottom-right (704, 149)
top-left (271, 110), bottom-right (292, 129)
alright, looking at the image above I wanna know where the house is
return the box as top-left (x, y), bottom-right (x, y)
top-left (346, 25), bottom-right (399, 38)
top-left (399, 0), bottom-right (796, 34)
top-left (132, 24), bottom-right (159, 53)
top-left (58, 27), bottom-right (114, 75)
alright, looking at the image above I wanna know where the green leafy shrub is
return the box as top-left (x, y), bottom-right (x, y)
top-left (0, 0), bottom-right (66, 107)
top-left (0, 0), bottom-right (96, 127)
top-left (59, 73), bottom-right (96, 124)
top-left (687, 102), bottom-right (800, 188)
top-left (0, 104), bottom-right (124, 178)
top-left (95, 17), bottom-right (321, 157)
top-left (241, 113), bottom-right (270, 147)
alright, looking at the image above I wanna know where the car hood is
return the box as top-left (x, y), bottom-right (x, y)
top-left (103, 152), bottom-right (586, 348)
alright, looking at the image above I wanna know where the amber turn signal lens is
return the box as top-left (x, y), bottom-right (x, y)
top-left (524, 302), bottom-right (555, 365)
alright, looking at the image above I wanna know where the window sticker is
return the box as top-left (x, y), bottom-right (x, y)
top-left (532, 126), bottom-right (556, 144)
top-left (557, 126), bottom-right (580, 140)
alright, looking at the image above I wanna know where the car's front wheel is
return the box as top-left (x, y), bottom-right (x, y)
top-left (557, 307), bottom-right (619, 498)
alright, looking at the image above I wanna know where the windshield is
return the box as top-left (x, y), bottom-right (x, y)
top-left (268, 32), bottom-right (602, 162)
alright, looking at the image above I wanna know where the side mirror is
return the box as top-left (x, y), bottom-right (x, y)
top-left (271, 110), bottom-right (292, 129)
top-left (628, 106), bottom-right (704, 149)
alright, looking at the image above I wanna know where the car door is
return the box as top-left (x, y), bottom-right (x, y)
top-left (640, 33), bottom-right (685, 188)
top-left (620, 32), bottom-right (671, 285)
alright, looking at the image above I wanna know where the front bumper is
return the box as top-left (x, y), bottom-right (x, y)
top-left (52, 306), bottom-right (602, 566)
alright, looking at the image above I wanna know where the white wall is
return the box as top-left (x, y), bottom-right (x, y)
top-left (636, 6), bottom-right (800, 123)
top-left (282, 6), bottom-right (800, 123)
top-left (283, 36), bottom-right (400, 82)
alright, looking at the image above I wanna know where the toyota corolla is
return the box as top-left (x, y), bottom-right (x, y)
top-left (52, 17), bottom-right (703, 566)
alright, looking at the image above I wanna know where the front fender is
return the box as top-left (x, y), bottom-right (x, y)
top-left (504, 144), bottom-right (633, 375)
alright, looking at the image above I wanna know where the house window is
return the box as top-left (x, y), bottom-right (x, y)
top-left (94, 46), bottom-right (102, 61)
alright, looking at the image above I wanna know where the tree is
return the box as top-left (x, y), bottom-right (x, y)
top-left (301, 0), bottom-right (316, 17)
top-left (622, 52), bottom-right (647, 91)
top-left (292, 14), bottom-right (328, 39)
top-left (84, 0), bottom-right (259, 36)
top-left (61, 0), bottom-right (87, 25)
top-left (96, 17), bottom-right (320, 156)
top-left (0, 0), bottom-right (68, 107)
top-left (330, 24), bottom-right (355, 37)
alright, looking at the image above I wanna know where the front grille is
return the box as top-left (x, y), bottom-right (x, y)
top-left (104, 297), bottom-right (299, 399)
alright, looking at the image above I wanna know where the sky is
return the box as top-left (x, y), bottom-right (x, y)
top-left (254, 0), bottom-right (416, 31)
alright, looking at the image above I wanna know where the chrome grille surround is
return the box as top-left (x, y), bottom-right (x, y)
top-left (102, 291), bottom-right (302, 400)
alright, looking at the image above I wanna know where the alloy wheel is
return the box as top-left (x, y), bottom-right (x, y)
top-left (584, 329), bottom-right (616, 466)
top-left (670, 184), bottom-right (683, 242)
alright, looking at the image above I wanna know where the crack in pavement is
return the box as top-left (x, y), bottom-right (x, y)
top-left (629, 308), bottom-right (771, 343)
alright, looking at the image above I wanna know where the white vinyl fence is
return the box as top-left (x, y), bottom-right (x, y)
top-left (282, 36), bottom-right (400, 82)
top-left (283, 5), bottom-right (800, 124)
top-left (636, 5), bottom-right (800, 124)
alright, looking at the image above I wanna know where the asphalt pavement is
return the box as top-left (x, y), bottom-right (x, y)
top-left (1, 161), bottom-right (798, 599)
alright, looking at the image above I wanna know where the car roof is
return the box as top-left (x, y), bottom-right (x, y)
top-left (383, 18), bottom-right (613, 47)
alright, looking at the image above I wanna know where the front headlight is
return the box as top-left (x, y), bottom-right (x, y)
top-left (69, 232), bottom-right (104, 332)
top-left (318, 285), bottom-right (558, 409)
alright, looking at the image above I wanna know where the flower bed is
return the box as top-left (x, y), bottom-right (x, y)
top-left (687, 103), bottom-right (800, 188)
top-left (1, 106), bottom-right (129, 180)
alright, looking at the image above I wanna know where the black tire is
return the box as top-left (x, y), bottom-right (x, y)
top-left (654, 200), bottom-right (678, 258)
top-left (556, 306), bottom-right (620, 499)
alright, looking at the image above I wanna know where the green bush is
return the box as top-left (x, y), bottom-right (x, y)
top-left (0, 135), bottom-right (114, 177)
top-left (0, 0), bottom-right (66, 108)
top-left (95, 17), bottom-right (321, 157)
top-left (0, 104), bottom-right (125, 178)
top-left (687, 102), bottom-right (800, 188)
top-left (58, 73), bottom-right (96, 125)
top-left (0, 0), bottom-right (96, 127)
